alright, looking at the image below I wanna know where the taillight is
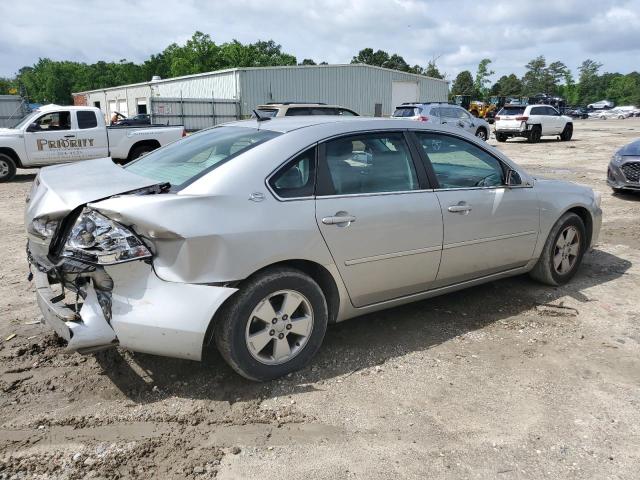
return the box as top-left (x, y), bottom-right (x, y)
top-left (182, 129), bottom-right (187, 137)
top-left (515, 116), bottom-right (529, 121)
top-left (417, 115), bottom-right (429, 122)
top-left (494, 116), bottom-right (501, 121)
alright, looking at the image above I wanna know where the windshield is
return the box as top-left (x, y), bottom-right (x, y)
top-left (12, 111), bottom-right (39, 129)
top-left (125, 126), bottom-right (281, 189)
top-left (498, 106), bottom-right (526, 116)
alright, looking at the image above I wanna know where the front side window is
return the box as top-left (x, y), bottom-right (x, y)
top-left (269, 147), bottom-right (316, 198)
top-left (125, 126), bottom-right (280, 189)
top-left (33, 111), bottom-right (71, 131)
top-left (77, 111), bottom-right (98, 129)
top-left (321, 132), bottom-right (419, 195)
top-left (415, 132), bottom-right (504, 189)
top-left (530, 107), bottom-right (545, 116)
top-left (456, 108), bottom-right (471, 120)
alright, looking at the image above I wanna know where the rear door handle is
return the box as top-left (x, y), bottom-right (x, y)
top-left (448, 203), bottom-right (472, 214)
top-left (322, 213), bottom-right (357, 226)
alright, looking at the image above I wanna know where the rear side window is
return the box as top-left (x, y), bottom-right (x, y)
top-left (392, 107), bottom-right (419, 117)
top-left (337, 109), bottom-right (357, 116)
top-left (77, 111), bottom-right (98, 129)
top-left (125, 126), bottom-right (280, 189)
top-left (285, 108), bottom-right (312, 116)
top-left (269, 147), bottom-right (316, 198)
top-left (498, 106), bottom-right (526, 116)
top-left (320, 132), bottom-right (419, 195)
top-left (530, 106), bottom-right (545, 116)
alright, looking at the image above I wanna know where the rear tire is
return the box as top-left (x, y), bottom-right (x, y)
top-left (496, 133), bottom-right (507, 142)
top-left (214, 267), bottom-right (328, 381)
top-left (527, 125), bottom-right (541, 143)
top-left (129, 144), bottom-right (155, 161)
top-left (475, 128), bottom-right (488, 141)
top-left (529, 212), bottom-right (587, 286)
top-left (560, 123), bottom-right (573, 141)
top-left (0, 153), bottom-right (16, 183)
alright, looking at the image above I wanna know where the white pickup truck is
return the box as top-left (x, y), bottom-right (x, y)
top-left (0, 105), bottom-right (185, 182)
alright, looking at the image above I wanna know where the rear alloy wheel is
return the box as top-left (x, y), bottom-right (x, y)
top-left (527, 125), bottom-right (541, 143)
top-left (475, 128), bottom-right (488, 141)
top-left (129, 145), bottom-right (155, 161)
top-left (496, 133), bottom-right (508, 142)
top-left (560, 123), bottom-right (573, 141)
top-left (0, 153), bottom-right (17, 183)
top-left (214, 267), bottom-right (328, 381)
top-left (529, 212), bottom-right (586, 286)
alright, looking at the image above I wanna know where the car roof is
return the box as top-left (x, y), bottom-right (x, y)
top-left (257, 103), bottom-right (348, 109)
top-left (223, 116), bottom-right (476, 135)
top-left (395, 102), bottom-right (453, 108)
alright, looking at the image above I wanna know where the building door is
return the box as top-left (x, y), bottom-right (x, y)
top-left (391, 81), bottom-right (419, 112)
top-left (136, 98), bottom-right (147, 114)
top-left (117, 99), bottom-right (128, 118)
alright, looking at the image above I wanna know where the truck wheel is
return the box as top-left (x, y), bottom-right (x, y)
top-left (529, 212), bottom-right (586, 286)
top-left (475, 128), bottom-right (488, 141)
top-left (0, 153), bottom-right (16, 183)
top-left (214, 267), bottom-right (328, 381)
top-left (560, 123), bottom-right (573, 141)
top-left (129, 145), bottom-right (155, 161)
top-left (496, 133), bottom-right (507, 142)
top-left (527, 125), bottom-right (541, 143)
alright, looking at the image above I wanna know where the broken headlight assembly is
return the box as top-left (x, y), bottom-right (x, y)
top-left (62, 208), bottom-right (151, 265)
top-left (28, 216), bottom-right (59, 239)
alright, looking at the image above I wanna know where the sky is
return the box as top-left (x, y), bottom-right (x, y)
top-left (1, 0), bottom-right (639, 81)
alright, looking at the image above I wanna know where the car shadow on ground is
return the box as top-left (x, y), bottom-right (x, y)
top-left (612, 190), bottom-right (640, 201)
top-left (94, 248), bottom-right (631, 404)
top-left (10, 173), bottom-right (37, 183)
top-left (501, 138), bottom-right (581, 145)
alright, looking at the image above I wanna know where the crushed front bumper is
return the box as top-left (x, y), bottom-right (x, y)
top-left (30, 244), bottom-right (238, 361)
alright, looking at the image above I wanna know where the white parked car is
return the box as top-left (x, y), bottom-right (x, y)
top-left (587, 100), bottom-right (615, 110)
top-left (494, 104), bottom-right (573, 143)
top-left (392, 103), bottom-right (491, 141)
top-left (0, 105), bottom-right (185, 182)
top-left (589, 109), bottom-right (627, 120)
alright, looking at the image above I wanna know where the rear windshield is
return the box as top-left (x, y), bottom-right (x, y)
top-left (125, 126), bottom-right (280, 189)
top-left (252, 108), bottom-right (278, 118)
top-left (498, 106), bottom-right (526, 116)
top-left (392, 107), bottom-right (420, 117)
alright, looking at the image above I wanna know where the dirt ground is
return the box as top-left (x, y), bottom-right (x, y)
top-left (1, 118), bottom-right (639, 479)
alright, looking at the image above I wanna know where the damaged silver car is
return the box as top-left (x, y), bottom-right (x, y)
top-left (26, 117), bottom-right (602, 381)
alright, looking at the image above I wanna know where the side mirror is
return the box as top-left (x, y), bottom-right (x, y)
top-left (505, 169), bottom-right (522, 187)
top-left (26, 122), bottom-right (39, 132)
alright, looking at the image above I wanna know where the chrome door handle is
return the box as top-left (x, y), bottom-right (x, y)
top-left (322, 213), bottom-right (357, 226)
top-left (448, 204), bottom-right (472, 214)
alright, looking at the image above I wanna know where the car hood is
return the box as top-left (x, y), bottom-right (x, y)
top-left (618, 139), bottom-right (640, 156)
top-left (0, 128), bottom-right (21, 136)
top-left (25, 157), bottom-right (160, 225)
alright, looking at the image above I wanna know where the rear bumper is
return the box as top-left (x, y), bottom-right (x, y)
top-left (495, 122), bottom-right (529, 136)
top-left (32, 251), bottom-right (238, 361)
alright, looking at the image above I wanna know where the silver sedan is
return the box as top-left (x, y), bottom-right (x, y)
top-left (25, 117), bottom-right (602, 380)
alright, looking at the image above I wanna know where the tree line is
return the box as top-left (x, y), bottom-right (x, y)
top-left (1, 31), bottom-right (638, 107)
top-left (451, 56), bottom-right (640, 106)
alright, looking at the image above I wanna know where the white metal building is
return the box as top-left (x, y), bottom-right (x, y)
top-left (73, 64), bottom-right (449, 129)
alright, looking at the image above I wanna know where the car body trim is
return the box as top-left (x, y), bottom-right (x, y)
top-left (443, 230), bottom-right (538, 250)
top-left (344, 245), bottom-right (442, 266)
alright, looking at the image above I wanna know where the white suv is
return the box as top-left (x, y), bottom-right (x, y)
top-left (494, 104), bottom-right (573, 143)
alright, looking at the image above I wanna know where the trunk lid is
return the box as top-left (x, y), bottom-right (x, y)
top-left (25, 157), bottom-right (160, 226)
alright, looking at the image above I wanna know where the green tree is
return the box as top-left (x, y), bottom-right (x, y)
top-left (451, 70), bottom-right (475, 96)
top-left (577, 59), bottom-right (603, 104)
top-left (490, 74), bottom-right (523, 96)
top-left (522, 56), bottom-right (547, 95)
top-left (424, 59), bottom-right (444, 79)
top-left (299, 59), bottom-right (316, 65)
top-left (474, 58), bottom-right (494, 99)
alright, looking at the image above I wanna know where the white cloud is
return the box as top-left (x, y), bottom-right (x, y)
top-left (0, 0), bottom-right (638, 80)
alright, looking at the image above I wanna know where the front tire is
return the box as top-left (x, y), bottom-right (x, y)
top-left (214, 267), bottom-right (328, 381)
top-left (0, 153), bottom-right (17, 183)
top-left (529, 212), bottom-right (587, 286)
top-left (560, 123), bottom-right (573, 141)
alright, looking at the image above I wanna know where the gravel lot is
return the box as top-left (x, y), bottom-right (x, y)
top-left (1, 118), bottom-right (639, 479)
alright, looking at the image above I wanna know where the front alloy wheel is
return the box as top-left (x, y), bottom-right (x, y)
top-left (553, 226), bottom-right (580, 275)
top-left (214, 267), bottom-right (328, 381)
top-left (245, 290), bottom-right (314, 365)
